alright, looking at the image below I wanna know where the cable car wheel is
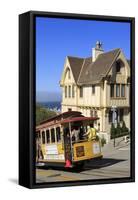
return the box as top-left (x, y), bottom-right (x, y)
top-left (73, 161), bottom-right (85, 169)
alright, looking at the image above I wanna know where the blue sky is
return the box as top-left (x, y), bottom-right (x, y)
top-left (36, 17), bottom-right (130, 102)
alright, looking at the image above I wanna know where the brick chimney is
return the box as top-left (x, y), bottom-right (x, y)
top-left (92, 41), bottom-right (104, 62)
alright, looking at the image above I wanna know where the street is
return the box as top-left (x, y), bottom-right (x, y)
top-left (36, 140), bottom-right (130, 183)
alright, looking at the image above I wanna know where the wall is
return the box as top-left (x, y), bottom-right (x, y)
top-left (106, 51), bottom-right (130, 107)
top-left (77, 85), bottom-right (101, 107)
top-left (61, 58), bottom-right (78, 109)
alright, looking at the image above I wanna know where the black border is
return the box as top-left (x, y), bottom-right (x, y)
top-left (19, 11), bottom-right (135, 189)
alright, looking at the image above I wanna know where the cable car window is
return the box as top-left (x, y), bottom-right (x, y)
top-left (56, 127), bottom-right (61, 142)
top-left (46, 130), bottom-right (50, 143)
top-left (42, 131), bottom-right (45, 144)
top-left (51, 128), bottom-right (55, 143)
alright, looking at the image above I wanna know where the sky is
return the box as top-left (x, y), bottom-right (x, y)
top-left (36, 17), bottom-right (130, 102)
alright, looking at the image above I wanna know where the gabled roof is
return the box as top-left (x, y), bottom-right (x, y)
top-left (78, 48), bottom-right (120, 84)
top-left (127, 59), bottom-right (130, 66)
top-left (67, 56), bottom-right (84, 82)
top-left (64, 48), bottom-right (129, 85)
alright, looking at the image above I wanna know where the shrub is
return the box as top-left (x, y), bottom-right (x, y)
top-left (116, 122), bottom-right (121, 137)
top-left (95, 135), bottom-right (100, 141)
top-left (101, 137), bottom-right (106, 147)
top-left (121, 121), bottom-right (129, 133)
top-left (110, 123), bottom-right (116, 139)
top-left (110, 121), bottom-right (129, 139)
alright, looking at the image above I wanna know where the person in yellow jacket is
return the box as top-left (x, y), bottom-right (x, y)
top-left (85, 123), bottom-right (97, 141)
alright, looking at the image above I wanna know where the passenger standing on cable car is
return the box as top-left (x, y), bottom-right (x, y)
top-left (71, 127), bottom-right (79, 142)
top-left (84, 123), bottom-right (97, 141)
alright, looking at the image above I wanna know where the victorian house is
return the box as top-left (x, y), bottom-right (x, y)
top-left (60, 42), bottom-right (130, 136)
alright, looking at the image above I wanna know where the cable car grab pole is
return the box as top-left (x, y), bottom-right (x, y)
top-left (69, 122), bottom-right (73, 161)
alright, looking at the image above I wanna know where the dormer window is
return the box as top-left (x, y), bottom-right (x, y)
top-left (68, 68), bottom-right (71, 79)
top-left (116, 61), bottom-right (121, 73)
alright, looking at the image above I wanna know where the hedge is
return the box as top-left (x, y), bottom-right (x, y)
top-left (110, 121), bottom-right (129, 139)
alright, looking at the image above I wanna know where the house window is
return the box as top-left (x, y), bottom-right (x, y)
top-left (120, 109), bottom-right (124, 121)
top-left (68, 108), bottom-right (72, 112)
top-left (51, 129), bottom-right (55, 143)
top-left (92, 85), bottom-right (95, 94)
top-left (110, 84), bottom-right (114, 97)
top-left (68, 68), bottom-right (71, 79)
top-left (109, 110), bottom-right (112, 123)
top-left (65, 86), bottom-right (67, 98)
top-left (116, 61), bottom-right (121, 73)
top-left (80, 86), bottom-right (83, 97)
top-left (116, 84), bottom-right (120, 97)
top-left (72, 85), bottom-right (75, 98)
top-left (121, 84), bottom-right (125, 97)
top-left (68, 85), bottom-right (71, 98)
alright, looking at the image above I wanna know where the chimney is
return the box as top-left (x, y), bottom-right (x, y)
top-left (92, 41), bottom-right (104, 62)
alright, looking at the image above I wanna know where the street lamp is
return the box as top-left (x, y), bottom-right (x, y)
top-left (111, 106), bottom-right (117, 147)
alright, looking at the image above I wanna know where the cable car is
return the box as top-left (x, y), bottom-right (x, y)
top-left (36, 111), bottom-right (103, 168)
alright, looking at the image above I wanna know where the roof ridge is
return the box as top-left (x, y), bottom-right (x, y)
top-left (99, 48), bottom-right (120, 56)
top-left (77, 48), bottom-right (121, 85)
top-left (67, 56), bottom-right (84, 83)
top-left (67, 55), bottom-right (84, 60)
top-left (77, 57), bottom-right (93, 84)
top-left (77, 59), bottom-right (86, 84)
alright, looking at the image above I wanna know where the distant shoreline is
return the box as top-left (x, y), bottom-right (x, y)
top-left (36, 101), bottom-right (61, 111)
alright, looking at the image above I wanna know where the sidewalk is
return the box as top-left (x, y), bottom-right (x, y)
top-left (101, 136), bottom-right (130, 156)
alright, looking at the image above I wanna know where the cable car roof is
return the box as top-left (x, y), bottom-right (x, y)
top-left (39, 111), bottom-right (82, 125)
top-left (36, 111), bottom-right (99, 131)
top-left (61, 116), bottom-right (99, 124)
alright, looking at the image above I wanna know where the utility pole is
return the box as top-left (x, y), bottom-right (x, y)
top-left (111, 106), bottom-right (117, 147)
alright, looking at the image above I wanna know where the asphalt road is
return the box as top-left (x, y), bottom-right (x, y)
top-left (36, 142), bottom-right (130, 183)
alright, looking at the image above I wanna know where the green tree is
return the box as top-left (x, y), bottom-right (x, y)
top-left (36, 104), bottom-right (57, 125)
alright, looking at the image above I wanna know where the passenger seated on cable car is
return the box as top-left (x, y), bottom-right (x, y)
top-left (79, 127), bottom-right (85, 140)
top-left (84, 123), bottom-right (97, 141)
top-left (71, 127), bottom-right (79, 142)
top-left (64, 128), bottom-right (70, 142)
